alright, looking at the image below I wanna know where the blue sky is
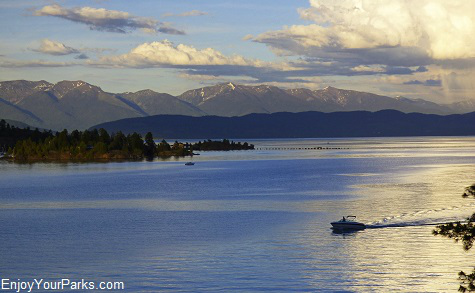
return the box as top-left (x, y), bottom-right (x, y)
top-left (1, 0), bottom-right (474, 102)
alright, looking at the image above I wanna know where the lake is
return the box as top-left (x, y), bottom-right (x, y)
top-left (1, 137), bottom-right (475, 292)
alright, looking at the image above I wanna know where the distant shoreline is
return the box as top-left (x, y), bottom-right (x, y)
top-left (93, 110), bottom-right (475, 139)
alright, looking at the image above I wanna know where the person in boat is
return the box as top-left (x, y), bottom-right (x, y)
top-left (342, 216), bottom-right (346, 222)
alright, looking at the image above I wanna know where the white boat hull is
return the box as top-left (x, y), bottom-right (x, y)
top-left (331, 221), bottom-right (366, 230)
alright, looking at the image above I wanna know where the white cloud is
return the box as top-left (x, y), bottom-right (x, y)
top-left (93, 40), bottom-right (264, 67)
top-left (34, 4), bottom-right (184, 34)
top-left (251, 0), bottom-right (475, 100)
top-left (89, 41), bottom-right (324, 83)
top-left (86, 39), bottom-right (429, 86)
top-left (351, 65), bottom-right (386, 73)
top-left (242, 34), bottom-right (254, 41)
top-left (32, 39), bottom-right (79, 56)
top-left (255, 0), bottom-right (475, 61)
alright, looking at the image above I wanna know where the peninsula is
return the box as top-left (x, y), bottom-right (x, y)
top-left (0, 119), bottom-right (254, 162)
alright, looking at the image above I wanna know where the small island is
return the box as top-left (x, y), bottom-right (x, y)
top-left (0, 119), bottom-right (254, 162)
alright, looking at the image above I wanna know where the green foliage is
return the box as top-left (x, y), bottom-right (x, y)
top-left (99, 128), bottom-right (111, 145)
top-left (458, 270), bottom-right (475, 292)
top-left (3, 123), bottom-right (197, 161)
top-left (144, 132), bottom-right (156, 157)
top-left (433, 218), bottom-right (475, 251)
top-left (93, 142), bottom-right (108, 155)
top-left (0, 119), bottom-right (52, 151)
top-left (6, 126), bottom-right (151, 161)
top-left (434, 184), bottom-right (475, 292)
top-left (463, 185), bottom-right (475, 198)
top-left (127, 133), bottom-right (145, 156)
top-left (192, 139), bottom-right (254, 151)
top-left (157, 139), bottom-right (171, 153)
top-left (109, 131), bottom-right (126, 151)
top-left (1, 119), bottom-right (254, 161)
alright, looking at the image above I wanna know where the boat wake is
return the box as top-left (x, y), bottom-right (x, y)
top-left (365, 201), bottom-right (475, 229)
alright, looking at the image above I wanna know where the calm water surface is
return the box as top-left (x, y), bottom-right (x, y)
top-left (1, 137), bottom-right (475, 292)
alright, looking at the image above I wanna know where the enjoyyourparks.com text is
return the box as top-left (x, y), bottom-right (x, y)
top-left (1, 278), bottom-right (124, 292)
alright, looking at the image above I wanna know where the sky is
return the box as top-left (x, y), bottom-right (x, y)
top-left (0, 0), bottom-right (474, 103)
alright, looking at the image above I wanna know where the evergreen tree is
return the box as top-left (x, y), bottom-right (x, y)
top-left (144, 132), bottom-right (156, 157)
top-left (434, 184), bottom-right (475, 292)
top-left (99, 128), bottom-right (111, 145)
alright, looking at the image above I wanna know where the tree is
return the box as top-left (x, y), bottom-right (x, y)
top-left (70, 130), bottom-right (81, 145)
top-left (144, 132), bottom-right (156, 157)
top-left (57, 129), bottom-right (70, 150)
top-left (93, 142), bottom-right (108, 155)
top-left (109, 131), bottom-right (126, 151)
top-left (157, 139), bottom-right (171, 153)
top-left (434, 184), bottom-right (475, 292)
top-left (127, 133), bottom-right (144, 157)
top-left (99, 128), bottom-right (111, 145)
top-left (81, 130), bottom-right (92, 145)
top-left (5, 124), bottom-right (196, 161)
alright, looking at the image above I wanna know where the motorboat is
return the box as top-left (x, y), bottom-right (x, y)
top-left (184, 162), bottom-right (195, 166)
top-left (331, 216), bottom-right (366, 230)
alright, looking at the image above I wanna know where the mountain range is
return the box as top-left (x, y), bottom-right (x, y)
top-left (93, 110), bottom-right (475, 139)
top-left (1, 80), bottom-right (474, 131)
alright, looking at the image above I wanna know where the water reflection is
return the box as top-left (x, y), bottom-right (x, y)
top-left (331, 229), bottom-right (361, 236)
top-left (1, 137), bottom-right (475, 291)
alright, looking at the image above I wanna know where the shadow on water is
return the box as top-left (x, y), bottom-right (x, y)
top-left (331, 229), bottom-right (361, 236)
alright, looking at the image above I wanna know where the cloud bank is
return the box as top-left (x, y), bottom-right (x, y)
top-left (254, 0), bottom-right (475, 69)
top-left (90, 40), bottom-right (313, 83)
top-left (93, 40), bottom-right (263, 67)
top-left (0, 59), bottom-right (78, 68)
top-left (34, 4), bottom-right (184, 34)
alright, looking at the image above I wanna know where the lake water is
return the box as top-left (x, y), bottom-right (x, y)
top-left (1, 137), bottom-right (475, 292)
